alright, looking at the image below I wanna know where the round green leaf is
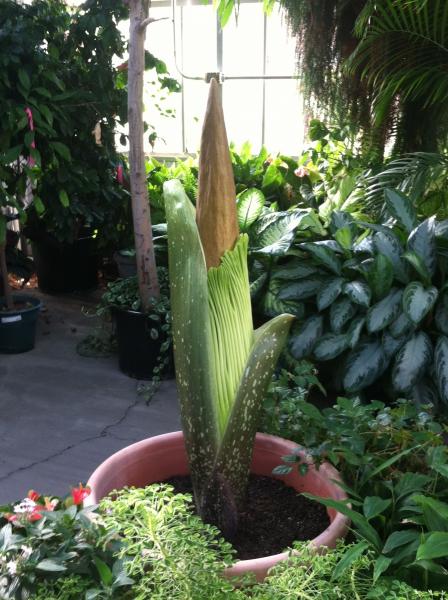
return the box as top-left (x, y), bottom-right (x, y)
top-left (402, 282), bottom-right (438, 324)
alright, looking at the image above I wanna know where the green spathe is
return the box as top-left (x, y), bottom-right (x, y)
top-left (164, 179), bottom-right (293, 533)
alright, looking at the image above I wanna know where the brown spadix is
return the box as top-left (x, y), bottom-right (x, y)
top-left (196, 78), bottom-right (239, 269)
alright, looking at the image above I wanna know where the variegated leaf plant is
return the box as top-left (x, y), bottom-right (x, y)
top-left (163, 79), bottom-right (293, 535)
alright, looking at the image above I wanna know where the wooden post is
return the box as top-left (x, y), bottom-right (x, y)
top-left (128, 0), bottom-right (160, 310)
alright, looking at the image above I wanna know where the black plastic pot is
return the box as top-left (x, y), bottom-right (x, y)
top-left (113, 251), bottom-right (137, 279)
top-left (114, 307), bottom-right (169, 380)
top-left (32, 234), bottom-right (98, 294)
top-left (0, 294), bottom-right (41, 353)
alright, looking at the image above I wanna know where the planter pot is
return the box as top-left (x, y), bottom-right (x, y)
top-left (113, 251), bottom-right (137, 279)
top-left (86, 431), bottom-right (349, 582)
top-left (32, 234), bottom-right (98, 294)
top-left (0, 294), bottom-right (41, 353)
top-left (114, 307), bottom-right (171, 380)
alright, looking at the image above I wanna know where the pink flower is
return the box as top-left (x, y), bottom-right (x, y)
top-left (71, 484), bottom-right (91, 506)
top-left (294, 166), bottom-right (309, 178)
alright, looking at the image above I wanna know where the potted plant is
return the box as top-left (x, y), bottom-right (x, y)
top-left (86, 78), bottom-right (349, 581)
top-left (0, 210), bottom-right (41, 354)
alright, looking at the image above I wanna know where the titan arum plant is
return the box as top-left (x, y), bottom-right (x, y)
top-left (163, 80), bottom-right (294, 536)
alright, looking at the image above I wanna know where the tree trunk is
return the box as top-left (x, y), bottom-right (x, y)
top-left (0, 243), bottom-right (14, 311)
top-left (128, 0), bottom-right (160, 310)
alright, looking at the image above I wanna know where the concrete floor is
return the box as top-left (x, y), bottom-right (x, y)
top-left (0, 290), bottom-right (180, 503)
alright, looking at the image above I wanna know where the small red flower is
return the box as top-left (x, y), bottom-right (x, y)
top-left (27, 510), bottom-right (42, 522)
top-left (116, 164), bottom-right (124, 185)
top-left (71, 484), bottom-right (91, 506)
top-left (27, 490), bottom-right (40, 502)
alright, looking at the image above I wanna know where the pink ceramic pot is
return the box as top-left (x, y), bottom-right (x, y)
top-left (86, 431), bottom-right (349, 582)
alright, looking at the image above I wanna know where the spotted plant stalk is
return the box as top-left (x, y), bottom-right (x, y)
top-left (164, 80), bottom-right (293, 535)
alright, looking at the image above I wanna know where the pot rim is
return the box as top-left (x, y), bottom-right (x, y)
top-left (0, 294), bottom-right (42, 315)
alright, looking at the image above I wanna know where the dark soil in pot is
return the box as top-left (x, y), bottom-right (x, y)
top-left (164, 474), bottom-right (330, 560)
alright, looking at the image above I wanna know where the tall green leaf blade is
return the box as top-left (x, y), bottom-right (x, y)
top-left (366, 288), bottom-right (403, 333)
top-left (347, 316), bottom-right (365, 349)
top-left (212, 313), bottom-right (294, 504)
top-left (343, 341), bottom-right (387, 393)
top-left (384, 188), bottom-right (417, 232)
top-left (403, 251), bottom-right (431, 285)
top-left (236, 188), bottom-right (265, 232)
top-left (289, 315), bottom-right (323, 359)
top-left (332, 542), bottom-right (370, 580)
top-left (407, 217), bottom-right (437, 277)
top-left (164, 179), bottom-right (219, 487)
top-left (435, 336), bottom-right (448, 405)
top-left (373, 230), bottom-right (408, 283)
top-left (402, 282), bottom-right (438, 324)
top-left (392, 332), bottom-right (432, 394)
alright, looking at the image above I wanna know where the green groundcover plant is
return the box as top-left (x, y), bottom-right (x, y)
top-left (1, 483), bottom-right (444, 599)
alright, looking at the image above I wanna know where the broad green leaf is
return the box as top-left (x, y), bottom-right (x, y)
top-left (409, 380), bottom-right (439, 409)
top-left (330, 297), bottom-right (357, 333)
top-left (363, 496), bottom-right (392, 520)
top-left (417, 533), bottom-right (448, 561)
top-left (59, 190), bottom-right (70, 208)
top-left (94, 557), bottom-right (113, 586)
top-left (366, 288), bottom-right (403, 333)
top-left (402, 282), bottom-right (438, 324)
top-left (236, 188), bottom-right (265, 232)
top-left (383, 530), bottom-right (421, 554)
top-left (413, 495), bottom-right (448, 532)
top-left (347, 316), bottom-right (365, 348)
top-left (389, 312), bottom-right (414, 338)
top-left (39, 104), bottom-right (53, 126)
top-left (373, 555), bottom-right (392, 582)
top-left (36, 559), bottom-right (67, 572)
top-left (253, 210), bottom-right (308, 255)
top-left (302, 494), bottom-right (382, 550)
top-left (334, 226), bottom-right (353, 251)
top-left (407, 217), bottom-right (437, 277)
top-left (368, 253), bottom-right (394, 300)
top-left (1, 144), bottom-right (23, 165)
top-left (313, 333), bottom-right (349, 361)
top-left (262, 278), bottom-right (304, 318)
top-left (373, 230), bottom-right (408, 283)
top-left (33, 196), bottom-right (45, 215)
top-left (343, 281), bottom-right (371, 308)
top-left (301, 242), bottom-right (342, 275)
top-left (392, 332), bottom-right (432, 394)
top-left (316, 277), bottom-right (345, 311)
top-left (332, 542), bottom-right (370, 580)
top-left (343, 341), bottom-right (387, 393)
top-left (403, 251), bottom-right (431, 285)
top-left (271, 263), bottom-right (320, 280)
top-left (384, 188), bottom-right (417, 232)
top-left (18, 68), bottom-right (31, 91)
top-left (262, 163), bottom-right (282, 189)
top-left (50, 141), bottom-right (71, 162)
top-left (288, 316), bottom-right (323, 360)
top-left (382, 331), bottom-right (407, 360)
top-left (435, 336), bottom-right (448, 405)
top-left (435, 293), bottom-right (448, 335)
top-left (278, 276), bottom-right (323, 301)
top-left (329, 210), bottom-right (356, 236)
